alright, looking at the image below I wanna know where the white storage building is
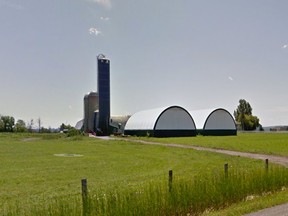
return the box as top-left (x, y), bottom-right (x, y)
top-left (189, 108), bottom-right (236, 135)
top-left (124, 106), bottom-right (197, 137)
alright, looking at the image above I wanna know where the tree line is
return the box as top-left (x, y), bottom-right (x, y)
top-left (0, 115), bottom-right (83, 138)
top-left (0, 115), bottom-right (70, 133)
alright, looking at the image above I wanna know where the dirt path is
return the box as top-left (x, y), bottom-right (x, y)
top-left (244, 203), bottom-right (288, 216)
top-left (99, 136), bottom-right (288, 167)
top-left (122, 139), bottom-right (288, 167)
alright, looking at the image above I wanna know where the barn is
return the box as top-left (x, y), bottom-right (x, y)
top-left (189, 108), bottom-right (237, 136)
top-left (124, 106), bottom-right (197, 137)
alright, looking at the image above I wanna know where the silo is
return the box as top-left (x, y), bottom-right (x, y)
top-left (97, 54), bottom-right (110, 135)
top-left (84, 92), bottom-right (99, 132)
top-left (83, 94), bottom-right (89, 132)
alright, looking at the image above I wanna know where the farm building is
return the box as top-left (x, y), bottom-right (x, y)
top-left (124, 106), bottom-right (197, 137)
top-left (189, 108), bottom-right (237, 136)
top-left (124, 106), bottom-right (236, 137)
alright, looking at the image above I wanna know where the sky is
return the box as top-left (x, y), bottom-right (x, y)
top-left (1, 0), bottom-right (288, 128)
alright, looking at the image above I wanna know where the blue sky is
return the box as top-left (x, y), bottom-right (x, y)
top-left (1, 0), bottom-right (288, 128)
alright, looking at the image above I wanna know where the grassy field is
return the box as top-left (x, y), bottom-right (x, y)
top-left (0, 133), bottom-right (288, 215)
top-left (137, 132), bottom-right (288, 156)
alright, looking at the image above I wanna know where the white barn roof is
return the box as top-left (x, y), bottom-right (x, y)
top-left (124, 107), bottom-right (165, 130)
top-left (124, 106), bottom-right (236, 137)
top-left (124, 106), bottom-right (197, 137)
top-left (189, 108), bottom-right (236, 135)
top-left (189, 108), bottom-right (236, 130)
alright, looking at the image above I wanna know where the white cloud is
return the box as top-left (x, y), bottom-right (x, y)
top-left (88, 0), bottom-right (112, 9)
top-left (282, 44), bottom-right (288, 49)
top-left (100, 16), bottom-right (110, 21)
top-left (1, 0), bottom-right (24, 10)
top-left (89, 28), bottom-right (101, 36)
top-left (228, 76), bottom-right (233, 81)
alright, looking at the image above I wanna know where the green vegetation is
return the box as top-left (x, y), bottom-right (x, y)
top-left (0, 133), bottom-right (288, 215)
top-left (0, 114), bottom-right (78, 133)
top-left (234, 99), bottom-right (260, 130)
top-left (65, 165), bottom-right (287, 216)
top-left (0, 115), bottom-right (15, 132)
top-left (140, 132), bottom-right (288, 156)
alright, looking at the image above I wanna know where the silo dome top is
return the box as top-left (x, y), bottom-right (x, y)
top-left (88, 91), bottom-right (98, 96)
top-left (97, 54), bottom-right (106, 59)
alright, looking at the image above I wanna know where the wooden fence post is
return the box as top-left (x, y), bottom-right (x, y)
top-left (224, 163), bottom-right (228, 178)
top-left (169, 170), bottom-right (173, 192)
top-left (265, 159), bottom-right (269, 172)
top-left (81, 179), bottom-right (88, 216)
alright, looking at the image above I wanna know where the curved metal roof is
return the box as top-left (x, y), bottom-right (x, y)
top-left (125, 106), bottom-right (196, 130)
top-left (189, 108), bottom-right (236, 130)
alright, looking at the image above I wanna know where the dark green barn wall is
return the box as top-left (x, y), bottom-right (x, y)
top-left (125, 129), bottom-right (196, 137)
top-left (198, 129), bottom-right (237, 136)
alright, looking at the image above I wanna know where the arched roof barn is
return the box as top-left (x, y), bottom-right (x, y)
top-left (189, 108), bottom-right (236, 135)
top-left (124, 106), bottom-right (197, 137)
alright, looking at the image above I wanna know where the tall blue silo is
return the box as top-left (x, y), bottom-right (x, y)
top-left (97, 54), bottom-right (110, 135)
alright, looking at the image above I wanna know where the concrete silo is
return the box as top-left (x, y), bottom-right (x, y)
top-left (83, 92), bottom-right (99, 133)
top-left (83, 94), bottom-right (89, 132)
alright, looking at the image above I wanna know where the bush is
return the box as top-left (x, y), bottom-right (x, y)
top-left (67, 128), bottom-right (82, 137)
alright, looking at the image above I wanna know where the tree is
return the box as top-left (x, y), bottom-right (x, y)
top-left (60, 123), bottom-right (73, 131)
top-left (14, 119), bottom-right (27, 132)
top-left (234, 99), bottom-right (260, 130)
top-left (37, 118), bottom-right (42, 133)
top-left (41, 127), bottom-right (52, 133)
top-left (27, 119), bottom-right (34, 132)
top-left (234, 99), bottom-right (252, 116)
top-left (59, 123), bottom-right (81, 136)
top-left (0, 117), bottom-right (4, 132)
top-left (0, 115), bottom-right (15, 132)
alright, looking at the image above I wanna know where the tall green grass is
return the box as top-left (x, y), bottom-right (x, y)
top-left (83, 165), bottom-right (288, 216)
top-left (3, 165), bottom-right (287, 216)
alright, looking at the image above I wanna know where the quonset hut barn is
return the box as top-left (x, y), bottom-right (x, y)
top-left (124, 107), bottom-right (236, 137)
top-left (189, 108), bottom-right (237, 136)
top-left (124, 106), bottom-right (197, 137)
